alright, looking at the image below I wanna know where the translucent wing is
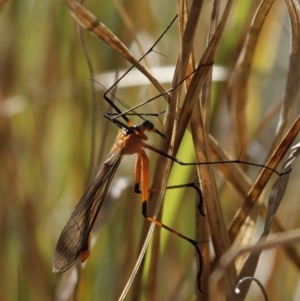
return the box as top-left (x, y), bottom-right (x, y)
top-left (52, 149), bottom-right (123, 273)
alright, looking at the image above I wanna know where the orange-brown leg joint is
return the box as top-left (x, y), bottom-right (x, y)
top-left (134, 153), bottom-right (142, 193)
top-left (139, 150), bottom-right (149, 214)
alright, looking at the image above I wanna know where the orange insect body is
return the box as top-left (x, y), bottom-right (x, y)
top-left (52, 121), bottom-right (164, 273)
top-left (52, 118), bottom-right (274, 292)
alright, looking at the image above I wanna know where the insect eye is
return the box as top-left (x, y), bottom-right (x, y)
top-left (143, 120), bottom-right (154, 130)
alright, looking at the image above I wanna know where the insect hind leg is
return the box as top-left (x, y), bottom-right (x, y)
top-left (138, 149), bottom-right (205, 292)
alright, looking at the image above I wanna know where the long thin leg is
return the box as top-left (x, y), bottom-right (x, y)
top-left (134, 153), bottom-right (142, 193)
top-left (148, 181), bottom-right (205, 217)
top-left (138, 149), bottom-right (204, 292)
top-left (142, 142), bottom-right (281, 176)
top-left (103, 63), bottom-right (213, 125)
top-left (103, 15), bottom-right (179, 125)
